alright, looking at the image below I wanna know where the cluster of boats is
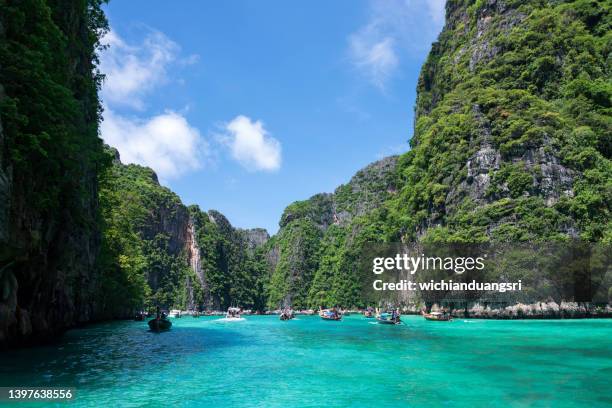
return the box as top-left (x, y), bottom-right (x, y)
top-left (317, 307), bottom-right (402, 324)
top-left (141, 305), bottom-right (452, 332)
top-left (318, 306), bottom-right (452, 324)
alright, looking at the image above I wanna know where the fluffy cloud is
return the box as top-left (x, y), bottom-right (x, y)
top-left (99, 28), bottom-right (207, 181)
top-left (101, 108), bottom-right (205, 182)
top-left (100, 29), bottom-right (179, 110)
top-left (221, 115), bottom-right (281, 172)
top-left (349, 0), bottom-right (447, 89)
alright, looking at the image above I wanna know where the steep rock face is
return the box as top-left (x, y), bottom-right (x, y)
top-left (266, 0), bottom-right (610, 308)
top-left (0, 1), bottom-right (107, 348)
top-left (238, 228), bottom-right (270, 253)
top-left (267, 157), bottom-right (399, 308)
top-left (98, 158), bottom-right (271, 313)
top-left (391, 0), bottom-right (610, 243)
top-left (189, 207), bottom-right (269, 310)
top-left (98, 153), bottom-right (209, 315)
top-left (277, 156), bottom-right (399, 233)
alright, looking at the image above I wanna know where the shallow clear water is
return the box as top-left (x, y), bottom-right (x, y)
top-left (1, 316), bottom-right (611, 407)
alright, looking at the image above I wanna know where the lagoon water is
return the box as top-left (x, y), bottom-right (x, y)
top-left (1, 316), bottom-right (611, 407)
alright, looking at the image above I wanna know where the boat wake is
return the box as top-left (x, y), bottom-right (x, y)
top-left (215, 317), bottom-right (246, 323)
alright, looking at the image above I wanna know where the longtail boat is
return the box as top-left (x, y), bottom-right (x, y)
top-left (422, 311), bottom-right (452, 321)
top-left (279, 308), bottom-right (294, 321)
top-left (319, 309), bottom-right (342, 321)
top-left (376, 309), bottom-right (401, 325)
top-left (148, 316), bottom-right (172, 332)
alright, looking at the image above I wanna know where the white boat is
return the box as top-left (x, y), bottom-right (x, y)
top-left (422, 311), bottom-right (452, 321)
top-left (168, 309), bottom-right (182, 318)
top-left (225, 307), bottom-right (241, 319)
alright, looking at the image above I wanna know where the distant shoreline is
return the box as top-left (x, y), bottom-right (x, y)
top-left (151, 302), bottom-right (612, 320)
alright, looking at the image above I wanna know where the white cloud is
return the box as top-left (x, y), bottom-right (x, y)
top-left (99, 29), bottom-right (179, 110)
top-left (101, 107), bottom-right (206, 182)
top-left (220, 115), bottom-right (281, 172)
top-left (350, 29), bottom-right (398, 89)
top-left (98, 28), bottom-right (207, 181)
top-left (348, 0), bottom-right (446, 89)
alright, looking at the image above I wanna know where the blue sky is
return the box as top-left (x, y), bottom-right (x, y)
top-left (99, 0), bottom-right (445, 234)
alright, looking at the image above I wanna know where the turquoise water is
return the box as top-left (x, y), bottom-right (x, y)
top-left (1, 316), bottom-right (611, 407)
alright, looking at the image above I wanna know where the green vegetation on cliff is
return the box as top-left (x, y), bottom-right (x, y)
top-left (1, 0), bottom-right (609, 344)
top-left (266, 157), bottom-right (400, 309)
top-left (264, 0), bottom-right (611, 309)
top-left (98, 152), bottom-right (196, 313)
top-left (189, 207), bottom-right (269, 310)
top-left (384, 0), bottom-right (611, 244)
top-left (0, 0), bottom-right (110, 347)
top-left (0, 0), bottom-right (108, 216)
top-left (97, 152), bottom-right (270, 313)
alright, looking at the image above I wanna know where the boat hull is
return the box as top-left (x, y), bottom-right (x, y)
top-left (376, 318), bottom-right (400, 325)
top-left (319, 309), bottom-right (342, 321)
top-left (148, 318), bottom-right (172, 332)
top-left (423, 316), bottom-right (452, 321)
top-left (422, 313), bottom-right (452, 321)
top-left (320, 316), bottom-right (342, 321)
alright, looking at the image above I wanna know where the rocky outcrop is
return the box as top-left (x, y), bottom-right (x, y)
top-left (266, 156), bottom-right (399, 308)
top-left (277, 156), bottom-right (398, 233)
top-left (0, 1), bottom-right (107, 348)
top-left (188, 206), bottom-right (270, 310)
top-left (453, 302), bottom-right (612, 319)
top-left (405, 0), bottom-right (610, 243)
top-left (333, 156), bottom-right (398, 226)
top-left (238, 228), bottom-right (270, 253)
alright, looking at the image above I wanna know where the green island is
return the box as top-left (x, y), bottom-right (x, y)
top-left (0, 0), bottom-right (610, 406)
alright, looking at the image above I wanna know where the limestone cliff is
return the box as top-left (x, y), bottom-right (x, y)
top-left (393, 0), bottom-right (610, 243)
top-left (266, 156), bottom-right (399, 309)
top-left (0, 0), bottom-right (108, 348)
top-left (189, 207), bottom-right (269, 310)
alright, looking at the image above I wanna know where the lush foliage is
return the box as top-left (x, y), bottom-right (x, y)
top-left (0, 0), bottom-right (108, 218)
top-left (98, 154), bottom-right (198, 312)
top-left (264, 0), bottom-right (611, 308)
top-left (190, 207), bottom-right (269, 310)
top-left (266, 158), bottom-right (399, 309)
top-left (384, 0), bottom-right (611, 244)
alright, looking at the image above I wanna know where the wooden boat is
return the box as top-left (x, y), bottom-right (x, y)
top-left (319, 309), bottom-right (342, 321)
top-left (279, 308), bottom-right (294, 321)
top-left (376, 310), bottom-right (401, 325)
top-left (364, 307), bottom-right (374, 318)
top-left (422, 311), bottom-right (452, 321)
top-left (148, 317), bottom-right (172, 332)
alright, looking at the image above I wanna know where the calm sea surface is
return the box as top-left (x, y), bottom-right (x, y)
top-left (1, 315), bottom-right (611, 407)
